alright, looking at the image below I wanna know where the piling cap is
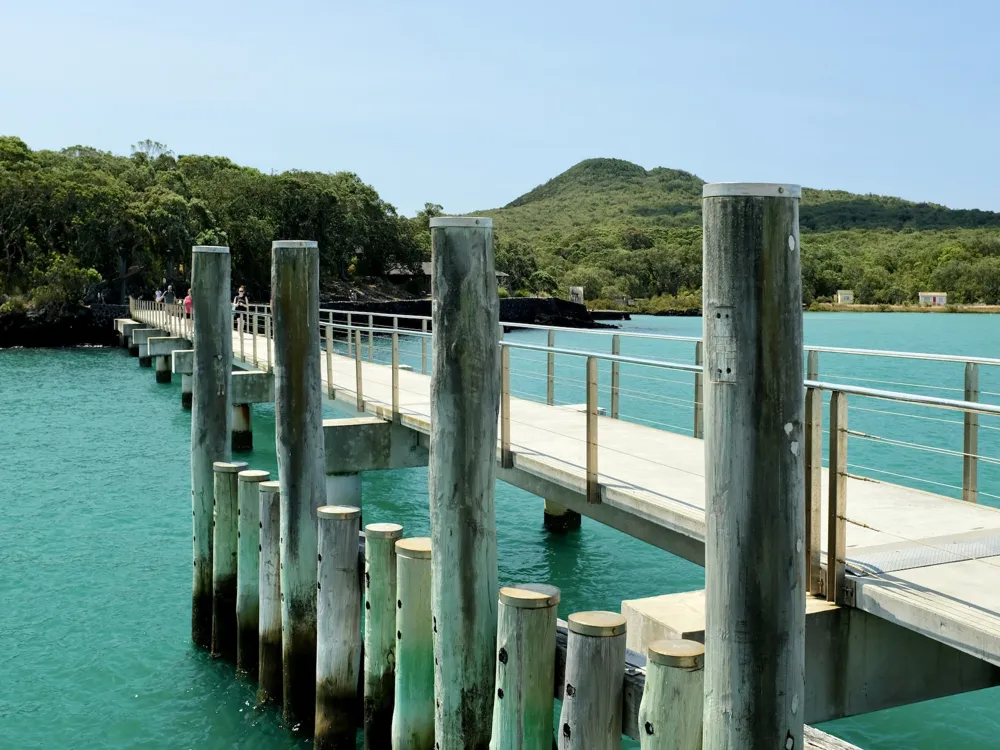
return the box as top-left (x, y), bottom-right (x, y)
top-left (429, 216), bottom-right (493, 229)
top-left (318, 505), bottom-right (361, 520)
top-left (499, 583), bottom-right (560, 609)
top-left (702, 183), bottom-right (801, 199)
top-left (568, 611), bottom-right (627, 638)
top-left (272, 240), bottom-right (319, 249)
top-left (648, 639), bottom-right (705, 669)
top-left (395, 537), bottom-right (432, 560)
top-left (365, 522), bottom-right (404, 539)
top-left (258, 480), bottom-right (281, 493)
top-left (213, 461), bottom-right (249, 474)
top-left (238, 469), bottom-right (271, 483)
top-left (193, 245), bottom-right (230, 254)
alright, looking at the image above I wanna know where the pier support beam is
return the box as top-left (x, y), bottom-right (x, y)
top-left (543, 500), bottom-right (581, 533)
top-left (190, 245), bottom-right (233, 649)
top-left (272, 239), bottom-right (326, 733)
top-left (701, 182), bottom-right (805, 748)
top-left (155, 355), bottom-right (172, 383)
top-left (232, 403), bottom-right (253, 453)
top-left (181, 374), bottom-right (192, 409)
top-left (428, 216), bottom-right (500, 749)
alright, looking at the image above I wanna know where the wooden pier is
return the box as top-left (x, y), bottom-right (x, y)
top-left (114, 185), bottom-right (1000, 748)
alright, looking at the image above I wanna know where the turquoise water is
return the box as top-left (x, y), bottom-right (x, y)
top-left (2, 313), bottom-right (999, 748)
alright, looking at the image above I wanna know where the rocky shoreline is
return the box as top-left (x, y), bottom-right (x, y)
top-left (0, 303), bottom-right (127, 348)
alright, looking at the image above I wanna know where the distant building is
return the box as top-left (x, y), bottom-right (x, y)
top-left (569, 286), bottom-right (585, 305)
top-left (386, 262), bottom-right (509, 295)
top-left (918, 292), bottom-right (948, 306)
top-left (836, 290), bottom-right (855, 304)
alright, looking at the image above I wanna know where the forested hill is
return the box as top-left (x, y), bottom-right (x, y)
top-left (481, 158), bottom-right (1000, 306)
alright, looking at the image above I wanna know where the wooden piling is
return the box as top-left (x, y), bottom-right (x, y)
top-left (237, 469), bottom-right (270, 678)
top-left (272, 239), bottom-right (326, 732)
top-left (558, 611), bottom-right (626, 750)
top-left (212, 460), bottom-right (248, 661)
top-left (315, 505), bottom-right (363, 750)
top-left (190, 245), bottom-right (233, 649)
top-left (232, 403), bottom-right (253, 452)
top-left (428, 216), bottom-right (500, 749)
top-left (392, 537), bottom-right (434, 750)
top-left (257, 480), bottom-right (282, 706)
top-left (490, 585), bottom-right (560, 750)
top-left (701, 183), bottom-right (805, 748)
top-left (637, 639), bottom-right (704, 750)
top-left (364, 522), bottom-right (404, 749)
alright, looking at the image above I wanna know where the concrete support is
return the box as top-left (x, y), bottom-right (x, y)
top-left (237, 469), bottom-right (270, 679)
top-left (558, 612), bottom-right (626, 750)
top-left (392, 537), bottom-right (435, 750)
top-left (364, 522), bottom-right (404, 748)
top-left (258, 480), bottom-right (283, 706)
top-left (315, 505), bottom-right (363, 749)
top-left (428, 216), bottom-right (500, 750)
top-left (232, 403), bottom-right (253, 453)
top-left (324, 417), bottom-right (428, 474)
top-left (181, 374), bottom-right (193, 410)
top-left (272, 239), bottom-right (326, 732)
top-left (325, 472), bottom-right (362, 509)
top-left (490, 585), bottom-right (560, 750)
top-left (212, 460), bottom-right (248, 661)
top-left (702, 183), bottom-right (805, 748)
top-left (155, 355), bottom-right (172, 383)
top-left (190, 245), bottom-right (233, 649)
top-left (543, 499), bottom-right (581, 533)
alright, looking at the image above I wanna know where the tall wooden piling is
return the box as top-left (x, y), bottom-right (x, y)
top-left (558, 611), bottom-right (626, 750)
top-left (237, 469), bottom-right (270, 678)
top-left (427, 216), bottom-right (500, 749)
top-left (190, 244), bottom-right (233, 649)
top-left (272, 239), bottom-right (326, 732)
top-left (490, 585), bottom-right (560, 750)
top-left (258, 480), bottom-right (282, 706)
top-left (392, 537), bottom-right (435, 750)
top-left (701, 183), bottom-right (805, 748)
top-left (315, 505), bottom-right (363, 749)
top-left (364, 522), bottom-right (404, 749)
top-left (212, 460), bottom-right (248, 661)
top-left (637, 639), bottom-right (704, 750)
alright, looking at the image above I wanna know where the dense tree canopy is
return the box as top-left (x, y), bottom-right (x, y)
top-left (0, 136), bottom-right (421, 303)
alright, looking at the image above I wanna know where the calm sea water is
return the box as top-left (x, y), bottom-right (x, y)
top-left (2, 313), bottom-right (999, 748)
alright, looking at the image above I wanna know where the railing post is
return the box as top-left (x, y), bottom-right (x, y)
top-left (547, 329), bottom-right (555, 406)
top-left (421, 318), bottom-right (428, 374)
top-left (964, 362), bottom-right (979, 503)
top-left (807, 348), bottom-right (819, 381)
top-left (240, 311), bottom-right (245, 361)
top-left (501, 345), bottom-right (512, 468)
top-left (702, 182), bottom-right (804, 749)
top-left (392, 331), bottom-right (400, 423)
top-left (693, 340), bottom-right (704, 439)
top-left (828, 390), bottom-right (848, 605)
top-left (586, 356), bottom-right (599, 504)
top-left (355, 329), bottom-right (364, 411)
top-left (610, 334), bottom-right (620, 419)
top-left (804, 387), bottom-right (823, 596)
top-left (347, 313), bottom-right (353, 356)
top-left (368, 314), bottom-right (374, 362)
top-left (325, 323), bottom-right (334, 398)
top-left (252, 312), bottom-right (258, 365)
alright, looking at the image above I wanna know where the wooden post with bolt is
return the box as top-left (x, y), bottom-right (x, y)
top-left (236, 469), bottom-right (270, 678)
top-left (637, 639), bottom-right (704, 750)
top-left (212, 460), bottom-right (248, 661)
top-left (701, 182), bottom-right (805, 748)
top-left (257, 480), bottom-right (282, 706)
top-left (364, 522), bottom-right (404, 748)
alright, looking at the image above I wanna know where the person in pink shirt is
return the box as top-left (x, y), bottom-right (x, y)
top-left (184, 288), bottom-right (193, 316)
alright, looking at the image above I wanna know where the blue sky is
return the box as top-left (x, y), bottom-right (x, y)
top-left (3, 0), bottom-right (998, 215)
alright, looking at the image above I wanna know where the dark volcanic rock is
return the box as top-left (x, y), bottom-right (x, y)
top-left (0, 303), bottom-right (125, 348)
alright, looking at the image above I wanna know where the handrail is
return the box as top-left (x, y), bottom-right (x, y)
top-left (805, 380), bottom-right (1000, 416)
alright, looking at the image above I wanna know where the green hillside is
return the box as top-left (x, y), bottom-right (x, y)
top-left (480, 158), bottom-right (1000, 306)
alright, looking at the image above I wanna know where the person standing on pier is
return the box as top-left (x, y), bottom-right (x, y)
top-left (232, 286), bottom-right (249, 334)
top-left (184, 289), bottom-right (193, 317)
top-left (163, 285), bottom-right (176, 304)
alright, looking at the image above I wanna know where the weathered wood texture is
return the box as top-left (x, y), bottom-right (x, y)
top-left (315, 506), bottom-right (362, 750)
top-left (237, 469), bottom-right (270, 678)
top-left (257, 481), bottom-right (282, 706)
top-left (190, 245), bottom-right (232, 648)
top-left (272, 240), bottom-right (326, 732)
top-left (828, 391), bottom-right (848, 605)
top-left (964, 362), bottom-right (979, 503)
top-left (702, 184), bottom-right (805, 748)
top-left (558, 612), bottom-right (626, 750)
top-left (805, 387), bottom-right (823, 595)
top-left (637, 639), bottom-right (704, 750)
top-left (212, 460), bottom-right (247, 661)
top-left (364, 523), bottom-right (404, 749)
top-left (490, 585), bottom-right (560, 750)
top-left (428, 217), bottom-right (500, 750)
top-left (392, 538), bottom-right (435, 750)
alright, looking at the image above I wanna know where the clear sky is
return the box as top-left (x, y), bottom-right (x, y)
top-left (3, 0), bottom-right (999, 215)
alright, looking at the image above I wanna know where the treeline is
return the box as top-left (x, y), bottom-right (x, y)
top-left (0, 137), bottom-right (423, 307)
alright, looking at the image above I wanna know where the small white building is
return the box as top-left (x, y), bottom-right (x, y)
top-left (918, 292), bottom-right (948, 306)
top-left (836, 290), bottom-right (855, 304)
top-left (569, 286), bottom-right (585, 305)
